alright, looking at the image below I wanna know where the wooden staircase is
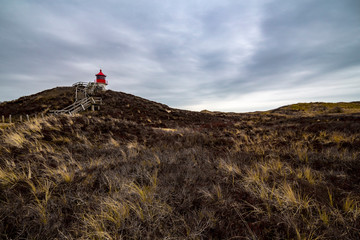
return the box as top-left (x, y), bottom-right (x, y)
top-left (73, 82), bottom-right (104, 101)
top-left (50, 81), bottom-right (105, 115)
top-left (50, 97), bottom-right (102, 115)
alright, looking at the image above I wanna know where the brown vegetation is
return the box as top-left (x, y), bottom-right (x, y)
top-left (0, 89), bottom-right (360, 239)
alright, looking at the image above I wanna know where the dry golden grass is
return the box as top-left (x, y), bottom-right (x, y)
top-left (0, 123), bottom-right (14, 129)
top-left (0, 110), bottom-right (359, 239)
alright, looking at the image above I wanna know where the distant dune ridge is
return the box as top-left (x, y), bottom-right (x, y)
top-left (0, 87), bottom-right (360, 239)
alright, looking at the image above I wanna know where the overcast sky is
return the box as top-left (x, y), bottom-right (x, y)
top-left (0, 0), bottom-right (359, 112)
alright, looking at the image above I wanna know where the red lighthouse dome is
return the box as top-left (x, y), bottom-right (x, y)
top-left (95, 69), bottom-right (107, 85)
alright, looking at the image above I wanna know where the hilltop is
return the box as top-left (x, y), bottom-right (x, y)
top-left (0, 88), bottom-right (360, 239)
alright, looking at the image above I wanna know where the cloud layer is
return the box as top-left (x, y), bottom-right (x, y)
top-left (1, 0), bottom-right (359, 111)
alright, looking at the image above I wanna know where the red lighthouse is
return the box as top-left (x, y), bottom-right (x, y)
top-left (95, 69), bottom-right (108, 88)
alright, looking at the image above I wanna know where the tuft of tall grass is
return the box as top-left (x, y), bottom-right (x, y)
top-left (3, 132), bottom-right (26, 148)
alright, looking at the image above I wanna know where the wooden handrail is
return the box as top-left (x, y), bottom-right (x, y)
top-left (50, 97), bottom-right (103, 115)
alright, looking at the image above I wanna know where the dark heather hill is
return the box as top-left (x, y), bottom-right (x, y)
top-left (1, 87), bottom-right (360, 239)
top-left (0, 87), bottom-right (74, 116)
top-left (0, 87), bottom-right (235, 127)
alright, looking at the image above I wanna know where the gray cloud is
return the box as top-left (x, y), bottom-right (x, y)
top-left (0, 0), bottom-right (359, 111)
top-left (245, 0), bottom-right (360, 86)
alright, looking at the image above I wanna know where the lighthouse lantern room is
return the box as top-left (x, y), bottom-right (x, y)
top-left (95, 69), bottom-right (108, 90)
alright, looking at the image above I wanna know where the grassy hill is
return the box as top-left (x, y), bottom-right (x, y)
top-left (272, 101), bottom-right (360, 115)
top-left (1, 89), bottom-right (360, 239)
top-left (0, 87), bottom-right (74, 117)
